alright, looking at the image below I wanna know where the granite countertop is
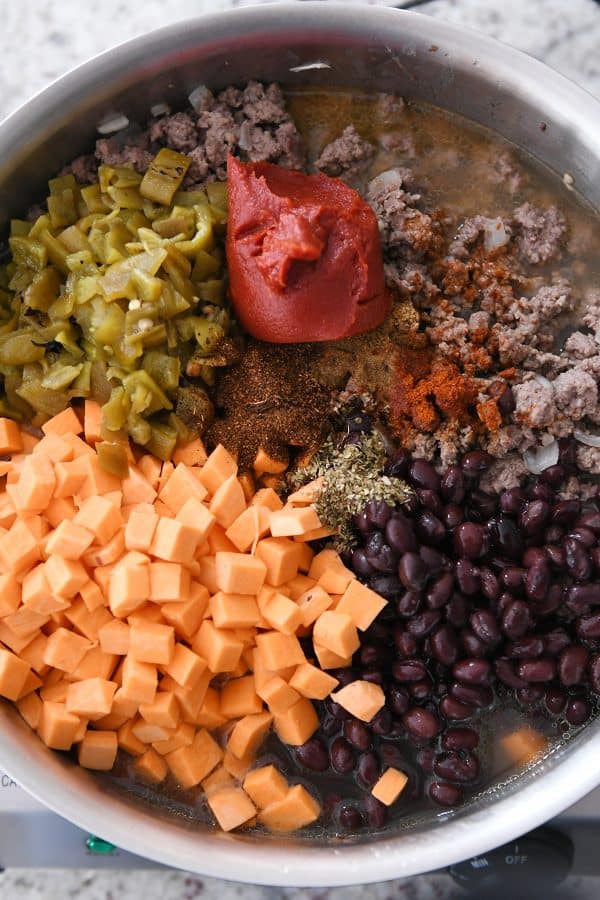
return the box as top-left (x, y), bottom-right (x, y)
top-left (1, 0), bottom-right (599, 897)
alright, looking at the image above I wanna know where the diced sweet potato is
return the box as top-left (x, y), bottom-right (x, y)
top-left (161, 586), bottom-right (208, 641)
top-left (65, 677), bottom-right (117, 719)
top-left (107, 562), bottom-right (149, 618)
top-left (139, 691), bottom-right (181, 729)
top-left (331, 680), bottom-right (385, 723)
top-left (243, 765), bottom-right (289, 809)
top-left (254, 537), bottom-right (300, 587)
top-left (164, 643), bottom-right (206, 689)
top-left (150, 517), bottom-right (199, 566)
top-left (134, 747), bottom-right (168, 784)
top-left (225, 505), bottom-right (271, 553)
top-left (371, 767), bottom-right (408, 806)
top-left (98, 619), bottom-right (130, 656)
top-left (197, 444), bottom-right (238, 496)
top-left (207, 786), bottom-right (256, 832)
top-left (78, 730), bottom-right (118, 770)
top-left (149, 561), bottom-right (190, 603)
top-left (152, 721), bottom-right (195, 755)
top-left (74, 495), bottom-right (122, 544)
top-left (202, 765), bottom-right (235, 796)
top-left (117, 718), bottom-right (147, 756)
top-left (273, 697), bottom-right (319, 746)
top-left (43, 628), bottom-right (92, 673)
top-left (165, 727), bottom-right (223, 789)
top-left (214, 551), bottom-right (266, 595)
top-left (192, 686), bottom-right (225, 729)
top-left (16, 691), bottom-right (43, 730)
top-left (312, 611), bottom-right (359, 659)
top-left (124, 506), bottom-right (158, 552)
top-left (19, 632), bottom-right (50, 676)
top-left (289, 662), bottom-right (339, 700)
top-left (269, 505), bottom-right (321, 537)
top-left (222, 746), bottom-right (255, 780)
top-left (295, 585), bottom-right (333, 628)
top-left (159, 462), bottom-right (208, 514)
top-left (79, 579), bottom-right (105, 613)
top-left (175, 497), bottom-right (215, 543)
top-left (209, 592), bottom-right (261, 629)
top-left (0, 417), bottom-right (23, 454)
top-left (172, 438), bottom-right (207, 468)
top-left (227, 711), bottom-right (273, 759)
top-left (257, 676), bottom-right (300, 714)
top-left (14, 454), bottom-right (56, 514)
top-left (257, 784), bottom-right (320, 832)
top-left (0, 648), bottom-right (31, 700)
top-left (336, 579), bottom-right (387, 631)
top-left (499, 727), bottom-right (548, 768)
top-left (4, 605), bottom-right (48, 638)
top-left (37, 701), bottom-right (81, 750)
top-left (255, 632), bottom-right (306, 671)
top-left (220, 675), bottom-right (263, 718)
top-left (0, 519), bottom-right (40, 574)
top-left (64, 599), bottom-right (112, 641)
top-left (193, 620), bottom-right (244, 674)
top-left (120, 656), bottom-right (157, 704)
top-left (250, 487), bottom-right (283, 512)
top-left (129, 622), bottom-right (175, 666)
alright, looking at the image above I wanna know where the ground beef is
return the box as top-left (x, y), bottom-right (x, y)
top-left (481, 454), bottom-right (528, 493)
top-left (582, 290), bottom-right (600, 332)
top-left (553, 370), bottom-right (598, 420)
top-left (513, 202), bottom-right (566, 264)
top-left (366, 168), bottom-right (435, 258)
top-left (449, 216), bottom-right (511, 259)
top-left (149, 112), bottom-right (198, 152)
top-left (513, 379), bottom-right (557, 428)
top-left (240, 81), bottom-right (288, 125)
top-left (314, 125), bottom-right (375, 180)
top-left (564, 331), bottom-right (598, 359)
top-left (576, 445), bottom-right (600, 475)
top-left (95, 142), bottom-right (153, 173)
top-left (489, 150), bottom-right (527, 195)
top-left (65, 153), bottom-right (98, 184)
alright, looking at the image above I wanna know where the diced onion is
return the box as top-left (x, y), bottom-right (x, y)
top-left (533, 373), bottom-right (553, 389)
top-left (483, 218), bottom-right (510, 252)
top-left (150, 102), bottom-right (170, 117)
top-left (188, 84), bottom-right (211, 112)
top-left (523, 439), bottom-right (559, 474)
top-left (574, 429), bottom-right (600, 448)
top-left (97, 114), bottom-right (129, 135)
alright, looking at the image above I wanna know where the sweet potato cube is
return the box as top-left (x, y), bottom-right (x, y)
top-left (372, 767), bottom-right (408, 806)
top-left (94, 686), bottom-right (138, 730)
top-left (250, 488), bottom-right (283, 512)
top-left (227, 711), bottom-right (273, 759)
top-left (273, 698), bottom-right (319, 746)
top-left (0, 519), bottom-right (40, 574)
top-left (175, 496), bottom-right (215, 544)
top-left (287, 478), bottom-right (324, 506)
top-left (0, 648), bottom-right (30, 700)
top-left (208, 474), bottom-right (246, 530)
top-left (261, 592), bottom-right (303, 636)
top-left (43, 556), bottom-right (86, 601)
top-left (129, 719), bottom-right (171, 746)
top-left (43, 628), bottom-right (92, 673)
top-left (108, 562), bottom-right (149, 618)
top-left (0, 493), bottom-right (16, 529)
top-left (129, 622), bottom-right (175, 665)
top-left (118, 466), bottom-right (156, 506)
top-left (161, 585), bottom-right (209, 640)
top-left (269, 505), bottom-right (321, 538)
top-left (152, 721), bottom-right (195, 755)
top-left (16, 669), bottom-right (43, 700)
top-left (79, 579), bottom-right (105, 613)
top-left (64, 599), bottom-right (112, 641)
top-left (14, 454), bottom-right (56, 513)
top-left (139, 691), bottom-right (180, 729)
top-left (74, 494), bottom-right (122, 544)
top-left (208, 786), bottom-right (256, 832)
top-left (293, 524), bottom-right (337, 543)
top-left (17, 691), bottom-right (43, 729)
top-left (84, 530), bottom-right (126, 570)
top-left (289, 663), bottom-right (339, 700)
top-left (148, 561), bottom-right (189, 603)
top-left (20, 565), bottom-right (66, 616)
top-left (214, 552), bottom-right (266, 595)
top-left (150, 517), bottom-right (199, 566)
top-left (124, 506), bottom-right (158, 552)
top-left (159, 462), bottom-right (208, 514)
top-left (0, 417), bottom-right (23, 453)
top-left (312, 611), bottom-right (359, 659)
top-left (313, 643), bottom-right (352, 670)
top-left (296, 585), bottom-right (333, 628)
top-left (499, 727), bottom-right (548, 768)
top-left (257, 784), bottom-right (320, 832)
top-left (78, 730), bottom-right (118, 771)
top-left (98, 619), bottom-right (130, 656)
top-left (336, 579), bottom-right (388, 631)
top-left (134, 747), bottom-right (168, 784)
top-left (220, 675), bottom-right (263, 718)
top-left (4, 606), bottom-right (48, 638)
top-left (254, 537), bottom-right (300, 587)
top-left (42, 406), bottom-right (82, 436)
top-left (209, 592), bottom-right (261, 629)
top-left (0, 572), bottom-right (21, 617)
top-left (0, 621), bottom-right (39, 654)
top-left (193, 686), bottom-right (226, 728)
top-left (243, 765), bottom-right (289, 809)
top-left (121, 656), bottom-right (157, 704)
top-left (163, 643), bottom-right (206, 689)
top-left (286, 574), bottom-right (316, 601)
top-left (53, 461), bottom-right (86, 499)
top-left (66, 645), bottom-right (117, 682)
top-left (202, 765), bottom-right (235, 796)
top-left (166, 727), bottom-right (223, 789)
top-left (316, 567), bottom-right (355, 596)
top-left (65, 677), bottom-right (117, 719)
top-left (255, 632), bottom-right (306, 671)
top-left (193, 620), bottom-right (244, 674)
top-left (206, 524), bottom-right (237, 555)
top-left (74, 455), bottom-right (121, 499)
top-left (331, 680), bottom-right (385, 723)
top-left (252, 447), bottom-right (288, 475)
top-left (196, 555), bottom-right (218, 593)
top-left (19, 632), bottom-right (50, 676)
top-left (197, 443), bottom-right (238, 496)
top-left (172, 437), bottom-right (208, 468)
top-left (45, 497), bottom-right (77, 528)
top-left (117, 719), bottom-right (147, 756)
top-left (257, 676), bottom-right (300, 714)
top-left (82, 398), bottom-right (102, 444)
top-left (38, 701), bottom-right (81, 750)
top-left (225, 505), bottom-right (271, 553)
top-left (222, 746), bottom-right (255, 780)
top-left (126, 603), bottom-right (165, 627)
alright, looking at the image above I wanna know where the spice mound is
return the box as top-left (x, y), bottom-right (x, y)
top-left (226, 156), bottom-right (390, 342)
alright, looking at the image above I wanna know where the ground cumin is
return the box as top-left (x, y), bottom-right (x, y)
top-left (206, 340), bottom-right (330, 470)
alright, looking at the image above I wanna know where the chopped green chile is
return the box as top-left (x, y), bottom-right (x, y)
top-left (0, 147), bottom-right (230, 455)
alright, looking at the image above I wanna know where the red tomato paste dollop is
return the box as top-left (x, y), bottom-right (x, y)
top-left (225, 156), bottom-right (391, 342)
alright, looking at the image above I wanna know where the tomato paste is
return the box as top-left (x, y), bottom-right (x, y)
top-left (226, 156), bottom-right (391, 343)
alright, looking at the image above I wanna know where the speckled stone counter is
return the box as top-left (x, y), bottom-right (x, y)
top-left (0, 1), bottom-right (599, 897)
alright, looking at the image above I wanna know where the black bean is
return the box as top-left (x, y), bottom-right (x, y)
top-left (402, 707), bottom-right (440, 738)
top-left (426, 573), bottom-right (455, 610)
top-left (370, 543), bottom-right (398, 574)
top-left (365, 497), bottom-right (393, 529)
top-left (576, 613), bottom-right (600, 640)
top-left (565, 698), bottom-right (591, 727)
top-left (489, 517), bottom-right (523, 560)
top-left (531, 583), bottom-right (563, 616)
top-left (527, 482), bottom-right (554, 504)
top-left (354, 510), bottom-right (375, 536)
top-left (296, 737), bottom-right (329, 772)
top-left (525, 562), bottom-right (551, 601)
top-left (362, 669), bottom-right (385, 685)
top-left (325, 697), bottom-right (351, 720)
top-left (444, 504), bottom-right (464, 529)
top-left (337, 804), bottom-right (363, 830)
top-left (408, 458), bottom-right (441, 492)
top-left (434, 750), bottom-right (479, 783)
top-left (331, 667), bottom-right (358, 688)
top-left (384, 449), bottom-right (410, 479)
top-left (446, 593), bottom-right (471, 628)
top-left (419, 545), bottom-right (446, 573)
top-left (416, 510), bottom-right (446, 545)
top-left (558, 645), bottom-right (589, 686)
top-left (516, 685), bottom-right (545, 704)
top-left (480, 567), bottom-right (500, 602)
top-left (362, 793), bottom-right (388, 827)
top-left (461, 629), bottom-right (488, 658)
top-left (489, 380), bottom-right (515, 415)
top-left (393, 628), bottom-right (419, 658)
top-left (453, 658), bottom-right (492, 685)
top-left (501, 566), bottom-right (526, 590)
top-left (551, 499), bottom-right (581, 526)
top-left (442, 727), bottom-right (479, 751)
top-left (406, 610), bottom-right (442, 638)
top-left (500, 488), bottom-right (525, 516)
top-left (439, 695), bottom-right (475, 720)
top-left (545, 687), bottom-right (568, 714)
top-left (545, 525), bottom-right (565, 544)
top-left (356, 751), bottom-right (380, 787)
top-left (496, 591), bottom-right (515, 619)
top-left (415, 747), bottom-right (436, 774)
top-left (564, 536), bottom-right (592, 582)
top-left (321, 713), bottom-right (342, 736)
top-left (577, 511), bottom-right (600, 535)
top-left (589, 655), bottom-right (600, 694)
top-left (545, 544), bottom-right (566, 569)
top-left (342, 720), bottom-right (372, 753)
top-left (387, 685), bottom-right (410, 717)
top-left (398, 552), bottom-right (428, 591)
top-left (461, 450), bottom-right (493, 476)
top-left (450, 681), bottom-right (493, 708)
top-left (371, 708), bottom-right (393, 735)
top-left (519, 500), bottom-right (551, 536)
top-left (430, 625), bottom-right (459, 666)
top-left (470, 609), bottom-right (501, 646)
top-left (397, 590), bottom-right (422, 618)
top-left (441, 466), bottom-right (465, 503)
top-left (506, 636), bottom-right (544, 658)
top-left (454, 522), bottom-right (485, 560)
top-left (468, 490), bottom-right (497, 521)
top-left (429, 781), bottom-right (464, 807)
top-left (495, 657), bottom-right (528, 689)
top-left (501, 599), bottom-right (532, 640)
top-left (456, 559), bottom-right (481, 595)
top-left (591, 547), bottom-right (600, 571)
top-left (522, 547), bottom-right (548, 568)
top-left (330, 736), bottom-right (355, 774)
top-left (409, 679), bottom-right (432, 701)
top-left (370, 573), bottom-right (403, 599)
top-left (385, 514), bottom-right (417, 555)
top-left (543, 628), bottom-right (571, 657)
top-left (418, 489), bottom-right (445, 518)
top-left (569, 527), bottom-right (597, 548)
top-left (516, 658), bottom-right (557, 682)
top-left (351, 548), bottom-right (374, 577)
top-left (540, 464), bottom-right (565, 487)
top-left (378, 742), bottom-right (405, 769)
